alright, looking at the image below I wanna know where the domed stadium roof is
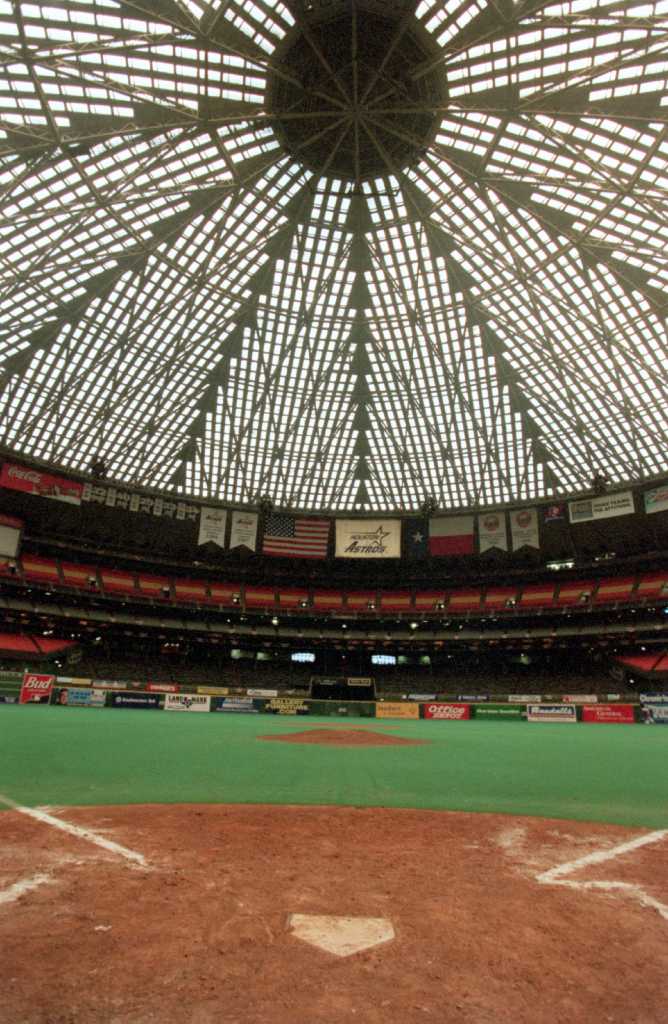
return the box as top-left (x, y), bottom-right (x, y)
top-left (0, 0), bottom-right (666, 513)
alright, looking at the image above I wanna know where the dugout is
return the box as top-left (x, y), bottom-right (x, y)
top-left (310, 676), bottom-right (376, 701)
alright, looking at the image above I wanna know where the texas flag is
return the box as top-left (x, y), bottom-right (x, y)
top-left (429, 515), bottom-right (474, 556)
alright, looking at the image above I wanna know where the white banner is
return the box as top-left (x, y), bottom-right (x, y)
top-left (527, 705), bottom-right (577, 723)
top-left (335, 519), bottom-right (401, 558)
top-left (229, 510), bottom-right (258, 551)
top-left (568, 491), bottom-right (634, 523)
top-left (164, 694), bottom-right (211, 712)
top-left (509, 507), bottom-right (539, 551)
top-left (198, 507), bottom-right (227, 547)
top-left (644, 485), bottom-right (668, 515)
top-left (477, 512), bottom-right (507, 553)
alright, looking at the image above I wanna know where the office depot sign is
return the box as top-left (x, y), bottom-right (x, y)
top-left (423, 703), bottom-right (471, 720)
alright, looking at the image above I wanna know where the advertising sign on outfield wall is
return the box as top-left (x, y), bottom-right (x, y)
top-left (459, 694), bottom-right (489, 702)
top-left (57, 687), bottom-right (106, 707)
top-left (408, 693), bottom-right (437, 701)
top-left (474, 704), bottom-right (523, 719)
top-left (147, 683), bottom-right (180, 693)
top-left (527, 705), bottom-right (577, 723)
top-left (375, 702), bottom-right (419, 719)
top-left (197, 686), bottom-right (229, 696)
top-left (643, 705), bottom-right (668, 724)
top-left (639, 693), bottom-right (668, 704)
top-left (164, 694), bottom-right (211, 712)
top-left (582, 704), bottom-right (634, 724)
top-left (20, 673), bottom-right (54, 704)
top-left (214, 697), bottom-right (258, 713)
top-left (562, 694), bottom-right (598, 704)
top-left (265, 698), bottom-right (309, 715)
top-left (247, 688), bottom-right (279, 698)
top-left (110, 692), bottom-right (162, 710)
top-left (507, 694), bottom-right (542, 703)
top-left (423, 703), bottom-right (471, 720)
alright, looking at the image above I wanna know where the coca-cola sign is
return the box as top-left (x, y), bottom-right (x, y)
top-left (0, 462), bottom-right (83, 505)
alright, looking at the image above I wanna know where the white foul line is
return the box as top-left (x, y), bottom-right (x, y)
top-left (536, 829), bottom-right (668, 921)
top-left (0, 793), bottom-right (148, 869)
top-left (0, 873), bottom-right (53, 905)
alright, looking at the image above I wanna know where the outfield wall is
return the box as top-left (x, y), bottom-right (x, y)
top-left (2, 671), bottom-right (660, 724)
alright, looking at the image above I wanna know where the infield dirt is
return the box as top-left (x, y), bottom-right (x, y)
top-left (1, 804), bottom-right (667, 1024)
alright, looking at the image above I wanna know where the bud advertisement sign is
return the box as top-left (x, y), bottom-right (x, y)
top-left (164, 694), bottom-right (211, 712)
top-left (423, 703), bottom-right (471, 720)
top-left (582, 704), bottom-right (634, 724)
top-left (20, 673), bottom-right (54, 704)
top-left (0, 462), bottom-right (83, 505)
top-left (335, 519), bottom-right (401, 559)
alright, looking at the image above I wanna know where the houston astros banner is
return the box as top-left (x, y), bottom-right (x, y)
top-left (335, 519), bottom-right (401, 558)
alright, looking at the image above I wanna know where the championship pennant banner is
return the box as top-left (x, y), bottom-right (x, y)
top-left (478, 513), bottom-right (507, 553)
top-left (229, 511), bottom-right (258, 551)
top-left (335, 519), bottom-right (401, 558)
top-left (198, 507), bottom-right (227, 547)
top-left (509, 508), bottom-right (539, 551)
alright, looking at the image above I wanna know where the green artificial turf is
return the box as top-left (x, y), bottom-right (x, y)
top-left (1, 706), bottom-right (667, 828)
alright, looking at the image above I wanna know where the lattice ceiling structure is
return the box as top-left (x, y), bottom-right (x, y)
top-left (0, 0), bottom-right (666, 513)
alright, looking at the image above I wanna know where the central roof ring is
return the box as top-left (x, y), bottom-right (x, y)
top-left (266, 4), bottom-right (447, 182)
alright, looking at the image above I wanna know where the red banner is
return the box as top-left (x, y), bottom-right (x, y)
top-left (582, 704), bottom-right (634, 724)
top-left (423, 703), bottom-right (471, 720)
top-left (0, 462), bottom-right (83, 505)
top-left (146, 683), bottom-right (180, 693)
top-left (20, 673), bottom-right (55, 704)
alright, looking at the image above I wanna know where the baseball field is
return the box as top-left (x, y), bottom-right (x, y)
top-left (1, 706), bottom-right (667, 1023)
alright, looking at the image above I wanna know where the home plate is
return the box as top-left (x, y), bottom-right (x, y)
top-left (287, 914), bottom-right (395, 957)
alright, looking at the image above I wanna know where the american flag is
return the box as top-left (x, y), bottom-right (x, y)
top-left (262, 514), bottom-right (330, 559)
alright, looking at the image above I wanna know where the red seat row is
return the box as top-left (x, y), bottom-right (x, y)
top-left (3, 554), bottom-right (667, 616)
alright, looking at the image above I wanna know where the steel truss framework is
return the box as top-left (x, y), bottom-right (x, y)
top-left (0, 0), bottom-right (666, 513)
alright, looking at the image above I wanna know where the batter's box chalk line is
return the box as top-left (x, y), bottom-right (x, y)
top-left (535, 829), bottom-right (668, 921)
top-left (0, 873), bottom-right (55, 906)
top-left (0, 793), bottom-right (149, 870)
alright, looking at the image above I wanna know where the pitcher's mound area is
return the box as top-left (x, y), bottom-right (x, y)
top-left (259, 728), bottom-right (428, 746)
